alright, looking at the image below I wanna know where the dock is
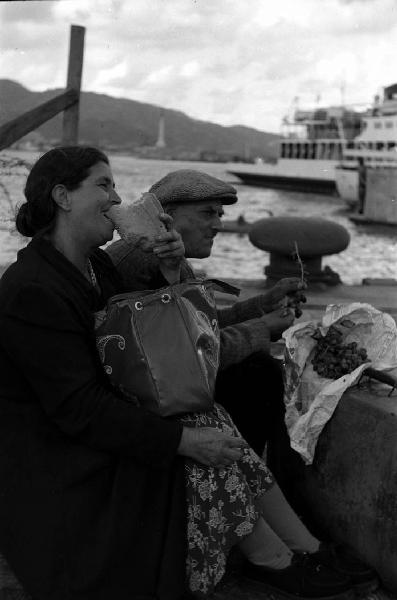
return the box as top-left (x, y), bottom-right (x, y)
top-left (217, 218), bottom-right (255, 234)
top-left (219, 219), bottom-right (254, 234)
top-left (349, 213), bottom-right (397, 227)
top-left (213, 276), bottom-right (397, 600)
top-left (216, 277), bottom-right (397, 323)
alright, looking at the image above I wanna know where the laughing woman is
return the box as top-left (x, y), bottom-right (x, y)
top-left (0, 147), bottom-right (190, 600)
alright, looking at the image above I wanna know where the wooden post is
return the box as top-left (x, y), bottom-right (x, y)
top-left (62, 25), bottom-right (85, 146)
top-left (0, 90), bottom-right (78, 151)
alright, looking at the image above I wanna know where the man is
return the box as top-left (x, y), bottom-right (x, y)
top-left (106, 169), bottom-right (305, 480)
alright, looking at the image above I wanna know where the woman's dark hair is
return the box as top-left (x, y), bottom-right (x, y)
top-left (16, 146), bottom-right (109, 237)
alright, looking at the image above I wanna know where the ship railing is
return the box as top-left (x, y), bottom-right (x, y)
top-left (343, 148), bottom-right (397, 160)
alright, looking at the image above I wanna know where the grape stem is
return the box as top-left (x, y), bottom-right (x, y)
top-left (293, 241), bottom-right (306, 285)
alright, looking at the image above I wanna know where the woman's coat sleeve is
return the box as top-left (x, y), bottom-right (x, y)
top-left (0, 282), bottom-right (183, 469)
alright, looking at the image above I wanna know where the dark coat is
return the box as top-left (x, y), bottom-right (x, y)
top-left (0, 236), bottom-right (187, 600)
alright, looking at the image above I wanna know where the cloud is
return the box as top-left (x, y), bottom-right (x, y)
top-left (338, 0), bottom-right (381, 3)
top-left (1, 0), bottom-right (397, 132)
top-left (317, 0), bottom-right (396, 33)
top-left (0, 0), bottom-right (55, 23)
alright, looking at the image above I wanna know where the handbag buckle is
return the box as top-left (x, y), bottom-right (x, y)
top-left (134, 301), bottom-right (143, 311)
top-left (161, 293), bottom-right (171, 304)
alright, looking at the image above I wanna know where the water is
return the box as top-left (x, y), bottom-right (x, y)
top-left (1, 150), bottom-right (396, 284)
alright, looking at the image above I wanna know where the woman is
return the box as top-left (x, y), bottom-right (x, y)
top-left (0, 147), bottom-right (373, 600)
top-left (0, 147), bottom-right (189, 600)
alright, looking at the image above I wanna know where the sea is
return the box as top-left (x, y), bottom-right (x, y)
top-left (1, 149), bottom-right (397, 285)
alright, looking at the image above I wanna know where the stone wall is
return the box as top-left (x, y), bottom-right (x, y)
top-left (296, 387), bottom-right (397, 592)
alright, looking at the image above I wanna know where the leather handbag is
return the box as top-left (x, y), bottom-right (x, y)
top-left (95, 279), bottom-right (238, 416)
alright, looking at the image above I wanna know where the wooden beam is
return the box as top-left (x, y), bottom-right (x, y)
top-left (0, 89), bottom-right (78, 151)
top-left (62, 25), bottom-right (85, 146)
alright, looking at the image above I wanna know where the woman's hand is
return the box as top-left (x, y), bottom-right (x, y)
top-left (153, 214), bottom-right (185, 284)
top-left (177, 426), bottom-right (248, 468)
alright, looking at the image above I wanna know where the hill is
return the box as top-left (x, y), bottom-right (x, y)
top-left (0, 79), bottom-right (280, 161)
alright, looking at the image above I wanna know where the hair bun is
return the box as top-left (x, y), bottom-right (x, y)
top-left (15, 202), bottom-right (36, 237)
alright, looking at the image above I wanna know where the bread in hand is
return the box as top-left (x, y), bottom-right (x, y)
top-left (108, 192), bottom-right (166, 249)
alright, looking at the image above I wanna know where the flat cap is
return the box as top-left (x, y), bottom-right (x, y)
top-left (149, 169), bottom-right (238, 206)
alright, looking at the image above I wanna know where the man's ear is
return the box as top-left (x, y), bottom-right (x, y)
top-left (51, 184), bottom-right (72, 211)
top-left (165, 205), bottom-right (177, 218)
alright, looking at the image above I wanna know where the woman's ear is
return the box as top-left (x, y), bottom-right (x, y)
top-left (51, 184), bottom-right (72, 211)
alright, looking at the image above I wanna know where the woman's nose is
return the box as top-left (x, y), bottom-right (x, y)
top-left (110, 189), bottom-right (122, 204)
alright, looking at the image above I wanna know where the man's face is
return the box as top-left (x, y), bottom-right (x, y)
top-left (166, 200), bottom-right (224, 258)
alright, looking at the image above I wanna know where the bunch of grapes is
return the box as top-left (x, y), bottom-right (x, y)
top-left (287, 291), bottom-right (307, 318)
top-left (311, 324), bottom-right (369, 379)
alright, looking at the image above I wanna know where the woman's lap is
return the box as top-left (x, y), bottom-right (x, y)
top-left (180, 404), bottom-right (274, 596)
top-left (0, 404), bottom-right (274, 599)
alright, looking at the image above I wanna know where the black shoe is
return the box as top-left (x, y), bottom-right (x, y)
top-left (242, 552), bottom-right (355, 600)
top-left (311, 543), bottom-right (379, 595)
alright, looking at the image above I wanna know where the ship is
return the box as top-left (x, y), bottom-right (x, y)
top-left (335, 83), bottom-right (397, 208)
top-left (227, 103), bottom-right (363, 195)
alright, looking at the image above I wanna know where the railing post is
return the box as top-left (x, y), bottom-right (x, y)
top-left (62, 25), bottom-right (85, 146)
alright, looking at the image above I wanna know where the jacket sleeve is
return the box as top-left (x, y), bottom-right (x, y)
top-left (217, 294), bottom-right (271, 327)
top-left (106, 241), bottom-right (196, 291)
top-left (0, 282), bottom-right (183, 469)
top-left (106, 241), bottom-right (167, 291)
top-left (219, 318), bottom-right (271, 369)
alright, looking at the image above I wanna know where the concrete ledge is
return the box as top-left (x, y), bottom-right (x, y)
top-left (217, 278), bottom-right (397, 323)
top-left (296, 387), bottom-right (397, 592)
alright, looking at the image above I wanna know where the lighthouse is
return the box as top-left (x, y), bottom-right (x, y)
top-left (155, 109), bottom-right (166, 148)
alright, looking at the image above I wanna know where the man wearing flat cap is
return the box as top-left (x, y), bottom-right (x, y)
top-left (106, 169), bottom-right (304, 484)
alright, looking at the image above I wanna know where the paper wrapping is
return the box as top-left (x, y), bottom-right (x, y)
top-left (283, 303), bottom-right (397, 464)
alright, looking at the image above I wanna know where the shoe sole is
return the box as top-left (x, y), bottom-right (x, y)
top-left (242, 575), bottom-right (356, 600)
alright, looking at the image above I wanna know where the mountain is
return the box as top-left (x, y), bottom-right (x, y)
top-left (0, 79), bottom-right (280, 161)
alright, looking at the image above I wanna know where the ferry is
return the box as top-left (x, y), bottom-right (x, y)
top-left (227, 104), bottom-right (363, 195)
top-left (335, 83), bottom-right (397, 208)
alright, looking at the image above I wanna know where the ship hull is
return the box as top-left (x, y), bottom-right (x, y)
top-left (227, 158), bottom-right (338, 195)
top-left (335, 166), bottom-right (359, 208)
top-left (228, 170), bottom-right (336, 194)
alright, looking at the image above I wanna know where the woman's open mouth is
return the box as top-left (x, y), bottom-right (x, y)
top-left (103, 213), bottom-right (115, 226)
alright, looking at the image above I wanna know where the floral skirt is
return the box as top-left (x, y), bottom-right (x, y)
top-left (179, 403), bottom-right (275, 596)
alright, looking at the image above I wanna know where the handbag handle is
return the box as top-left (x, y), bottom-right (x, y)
top-left (204, 278), bottom-right (240, 296)
top-left (106, 278), bottom-right (239, 310)
top-left (134, 292), bottom-right (172, 311)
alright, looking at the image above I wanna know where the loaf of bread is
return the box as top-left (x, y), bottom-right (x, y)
top-left (108, 192), bottom-right (166, 248)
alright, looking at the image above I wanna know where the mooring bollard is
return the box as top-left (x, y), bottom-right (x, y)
top-left (248, 216), bottom-right (350, 287)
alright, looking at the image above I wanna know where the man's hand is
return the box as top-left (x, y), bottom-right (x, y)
top-left (257, 278), bottom-right (307, 318)
top-left (153, 214), bottom-right (185, 283)
top-left (264, 277), bottom-right (307, 309)
top-left (177, 427), bottom-right (248, 468)
top-left (258, 306), bottom-right (295, 341)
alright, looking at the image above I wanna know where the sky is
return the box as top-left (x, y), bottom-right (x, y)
top-left (1, 0), bottom-right (397, 133)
